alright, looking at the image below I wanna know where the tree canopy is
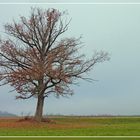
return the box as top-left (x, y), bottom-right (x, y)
top-left (0, 8), bottom-right (109, 121)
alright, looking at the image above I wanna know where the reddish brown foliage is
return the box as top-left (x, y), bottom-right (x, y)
top-left (0, 8), bottom-right (109, 121)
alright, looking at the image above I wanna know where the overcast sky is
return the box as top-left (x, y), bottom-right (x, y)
top-left (0, 0), bottom-right (140, 3)
top-left (0, 1), bottom-right (140, 116)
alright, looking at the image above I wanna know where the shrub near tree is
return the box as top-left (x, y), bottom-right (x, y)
top-left (0, 8), bottom-right (109, 122)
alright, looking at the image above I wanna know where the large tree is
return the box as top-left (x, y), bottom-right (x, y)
top-left (0, 8), bottom-right (109, 122)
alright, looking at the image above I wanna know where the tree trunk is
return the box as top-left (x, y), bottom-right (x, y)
top-left (34, 94), bottom-right (44, 122)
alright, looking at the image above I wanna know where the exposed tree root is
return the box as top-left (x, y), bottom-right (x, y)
top-left (18, 116), bottom-right (56, 123)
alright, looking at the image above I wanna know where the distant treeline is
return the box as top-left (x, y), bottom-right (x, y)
top-left (0, 111), bottom-right (17, 117)
top-left (45, 114), bottom-right (140, 117)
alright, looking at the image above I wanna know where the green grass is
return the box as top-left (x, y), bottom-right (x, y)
top-left (0, 116), bottom-right (140, 136)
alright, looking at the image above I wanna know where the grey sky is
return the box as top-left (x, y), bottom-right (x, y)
top-left (0, 0), bottom-right (140, 3)
top-left (0, 2), bottom-right (140, 116)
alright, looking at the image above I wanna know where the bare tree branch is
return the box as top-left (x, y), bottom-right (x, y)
top-left (0, 7), bottom-right (109, 121)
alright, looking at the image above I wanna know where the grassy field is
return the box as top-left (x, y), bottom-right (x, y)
top-left (0, 116), bottom-right (140, 136)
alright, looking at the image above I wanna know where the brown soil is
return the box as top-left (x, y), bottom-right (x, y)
top-left (18, 116), bottom-right (56, 123)
top-left (0, 117), bottom-right (56, 129)
top-left (0, 117), bottom-right (94, 130)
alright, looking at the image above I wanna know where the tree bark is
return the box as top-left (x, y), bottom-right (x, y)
top-left (34, 94), bottom-right (44, 122)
